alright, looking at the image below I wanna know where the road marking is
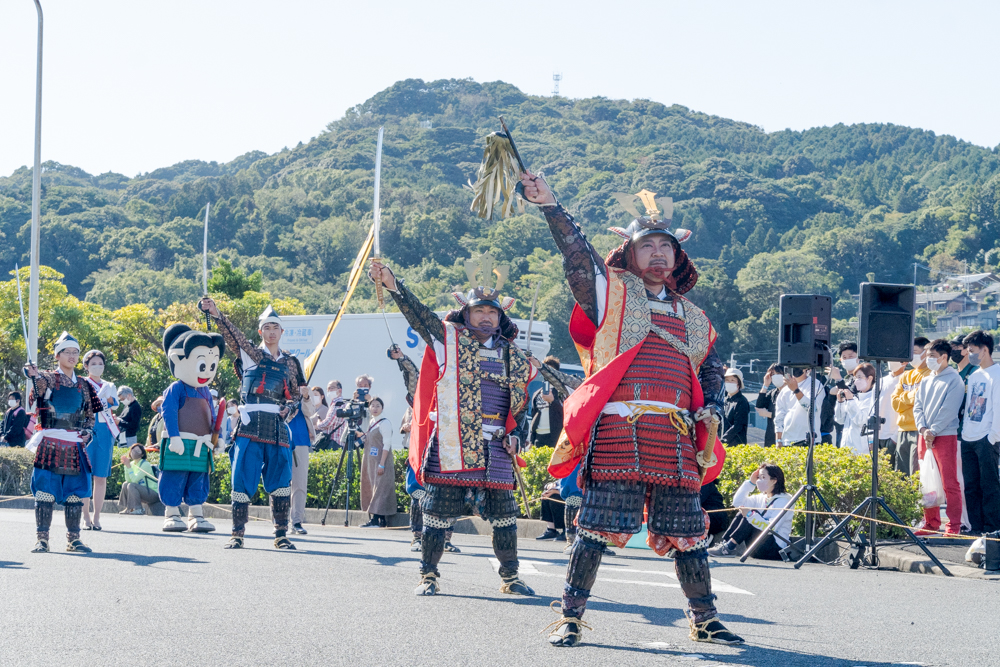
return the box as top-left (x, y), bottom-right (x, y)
top-left (489, 559), bottom-right (753, 595)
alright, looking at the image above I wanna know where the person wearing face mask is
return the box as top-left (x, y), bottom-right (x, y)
top-left (708, 464), bottom-right (792, 560)
top-left (119, 444), bottom-right (159, 515)
top-left (145, 396), bottom-right (166, 451)
top-left (82, 350), bottom-right (118, 531)
top-left (774, 368), bottom-right (825, 447)
top-left (958, 330), bottom-right (1000, 535)
top-left (309, 386), bottom-right (329, 424)
top-left (1, 391), bottom-right (31, 448)
top-left (825, 342), bottom-right (859, 447)
top-left (755, 364), bottom-right (785, 447)
top-left (222, 400), bottom-right (239, 447)
top-left (912, 338), bottom-right (967, 536)
top-left (116, 386), bottom-right (142, 447)
top-left (722, 368), bottom-right (749, 447)
top-left (834, 363), bottom-right (878, 455)
top-left (890, 336), bottom-right (931, 475)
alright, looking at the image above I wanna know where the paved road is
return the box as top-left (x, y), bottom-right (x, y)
top-left (0, 508), bottom-right (996, 666)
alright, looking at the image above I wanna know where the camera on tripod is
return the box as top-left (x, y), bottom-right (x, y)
top-left (336, 387), bottom-right (369, 427)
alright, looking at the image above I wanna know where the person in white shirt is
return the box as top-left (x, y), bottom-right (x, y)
top-left (959, 330), bottom-right (1000, 534)
top-left (834, 363), bottom-right (878, 455)
top-left (707, 463), bottom-right (793, 560)
top-left (774, 368), bottom-right (825, 447)
top-left (878, 362), bottom-right (905, 451)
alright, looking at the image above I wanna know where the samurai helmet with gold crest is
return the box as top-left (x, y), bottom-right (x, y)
top-left (605, 189), bottom-right (699, 295)
top-left (451, 252), bottom-right (516, 312)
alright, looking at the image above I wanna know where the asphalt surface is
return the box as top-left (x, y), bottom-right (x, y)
top-left (0, 508), bottom-right (996, 666)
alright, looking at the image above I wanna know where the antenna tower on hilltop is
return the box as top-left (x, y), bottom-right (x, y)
top-left (552, 73), bottom-right (562, 96)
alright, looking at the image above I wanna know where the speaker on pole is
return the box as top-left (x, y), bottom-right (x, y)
top-left (858, 283), bottom-right (915, 362)
top-left (778, 294), bottom-right (832, 368)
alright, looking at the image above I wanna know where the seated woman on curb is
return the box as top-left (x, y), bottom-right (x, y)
top-left (708, 463), bottom-right (793, 560)
top-left (119, 444), bottom-right (159, 515)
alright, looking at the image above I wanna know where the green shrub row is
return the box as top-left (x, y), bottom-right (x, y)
top-left (1, 443), bottom-right (923, 536)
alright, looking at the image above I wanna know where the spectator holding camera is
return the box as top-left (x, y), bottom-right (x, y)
top-left (891, 336), bottom-right (931, 475)
top-left (755, 365), bottom-right (785, 447)
top-left (774, 368), bottom-right (825, 447)
top-left (528, 356), bottom-right (566, 449)
top-left (708, 463), bottom-right (792, 560)
top-left (824, 342), bottom-right (859, 446)
top-left (834, 362), bottom-right (879, 454)
top-left (315, 380), bottom-right (348, 449)
top-left (960, 330), bottom-right (1000, 535)
top-left (912, 338), bottom-right (966, 536)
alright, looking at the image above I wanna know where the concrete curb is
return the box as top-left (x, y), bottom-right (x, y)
top-left (876, 546), bottom-right (1000, 580)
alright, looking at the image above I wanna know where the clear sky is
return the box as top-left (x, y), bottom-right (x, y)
top-left (2, 1), bottom-right (998, 178)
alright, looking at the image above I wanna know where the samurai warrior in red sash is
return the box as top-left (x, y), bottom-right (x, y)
top-left (520, 174), bottom-right (743, 647)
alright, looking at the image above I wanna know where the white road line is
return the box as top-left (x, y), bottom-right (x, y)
top-left (489, 559), bottom-right (753, 595)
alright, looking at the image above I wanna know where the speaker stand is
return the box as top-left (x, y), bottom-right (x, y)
top-left (741, 366), bottom-right (856, 563)
top-left (795, 369), bottom-right (952, 575)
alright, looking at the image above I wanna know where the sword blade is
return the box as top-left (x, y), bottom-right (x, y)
top-left (15, 264), bottom-right (31, 364)
top-left (373, 127), bottom-right (384, 258)
top-left (513, 460), bottom-right (531, 514)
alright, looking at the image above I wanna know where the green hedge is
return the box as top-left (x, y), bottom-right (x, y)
top-left (716, 444), bottom-right (922, 539)
top-left (0, 446), bottom-right (412, 512)
top-left (3, 444), bottom-right (921, 535)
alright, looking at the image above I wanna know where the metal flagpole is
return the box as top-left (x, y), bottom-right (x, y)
top-left (27, 0), bottom-right (44, 367)
top-left (525, 283), bottom-right (540, 354)
top-left (202, 202), bottom-right (212, 330)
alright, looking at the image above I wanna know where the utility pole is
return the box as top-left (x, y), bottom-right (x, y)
top-left (28, 0), bottom-right (44, 368)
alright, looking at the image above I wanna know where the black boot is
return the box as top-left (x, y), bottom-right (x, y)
top-left (548, 535), bottom-right (604, 647)
top-left (675, 548), bottom-right (743, 645)
top-left (64, 501), bottom-right (92, 553)
top-left (494, 524), bottom-right (533, 595)
top-left (270, 494), bottom-right (296, 549)
top-left (32, 500), bottom-right (53, 553)
top-left (226, 501), bottom-right (249, 549)
top-left (416, 525), bottom-right (446, 595)
top-left (361, 514), bottom-right (381, 528)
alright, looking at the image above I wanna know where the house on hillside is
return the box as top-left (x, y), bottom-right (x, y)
top-left (946, 273), bottom-right (1000, 293)
top-left (916, 291), bottom-right (979, 314)
top-left (934, 309), bottom-right (999, 333)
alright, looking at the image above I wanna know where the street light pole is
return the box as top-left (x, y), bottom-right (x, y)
top-left (28, 0), bottom-right (43, 366)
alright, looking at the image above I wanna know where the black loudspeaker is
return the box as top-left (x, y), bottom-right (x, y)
top-left (858, 282), bottom-right (915, 362)
top-left (778, 295), bottom-right (832, 368)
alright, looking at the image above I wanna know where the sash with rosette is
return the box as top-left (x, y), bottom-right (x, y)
top-left (86, 378), bottom-right (121, 439)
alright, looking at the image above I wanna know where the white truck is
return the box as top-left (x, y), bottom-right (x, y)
top-left (277, 312), bottom-right (552, 432)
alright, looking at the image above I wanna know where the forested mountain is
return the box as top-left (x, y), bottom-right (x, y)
top-left (3, 77), bottom-right (1000, 363)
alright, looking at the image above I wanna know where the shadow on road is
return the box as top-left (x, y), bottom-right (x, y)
top-left (69, 552), bottom-right (208, 567)
top-left (583, 640), bottom-right (901, 666)
top-left (0, 560), bottom-right (28, 569)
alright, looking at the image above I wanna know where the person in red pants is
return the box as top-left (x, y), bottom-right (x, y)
top-left (912, 339), bottom-right (968, 536)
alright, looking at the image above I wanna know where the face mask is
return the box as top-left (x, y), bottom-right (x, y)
top-left (842, 358), bottom-right (858, 372)
top-left (950, 350), bottom-right (965, 364)
top-left (129, 447), bottom-right (143, 461)
top-left (7, 399), bottom-right (17, 408)
top-left (854, 376), bottom-right (869, 392)
top-left (755, 478), bottom-right (771, 494)
top-left (926, 356), bottom-right (942, 372)
top-left (725, 382), bottom-right (739, 395)
top-left (771, 374), bottom-right (785, 387)
top-left (969, 351), bottom-right (982, 366)
top-left (911, 353), bottom-right (922, 366)
top-left (227, 406), bottom-right (237, 415)
top-left (887, 361), bottom-right (903, 372)
top-left (311, 395), bottom-right (322, 406)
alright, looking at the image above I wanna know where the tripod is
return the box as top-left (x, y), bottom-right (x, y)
top-left (741, 366), bottom-right (856, 563)
top-left (797, 366), bottom-right (953, 575)
top-left (321, 425), bottom-right (363, 527)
